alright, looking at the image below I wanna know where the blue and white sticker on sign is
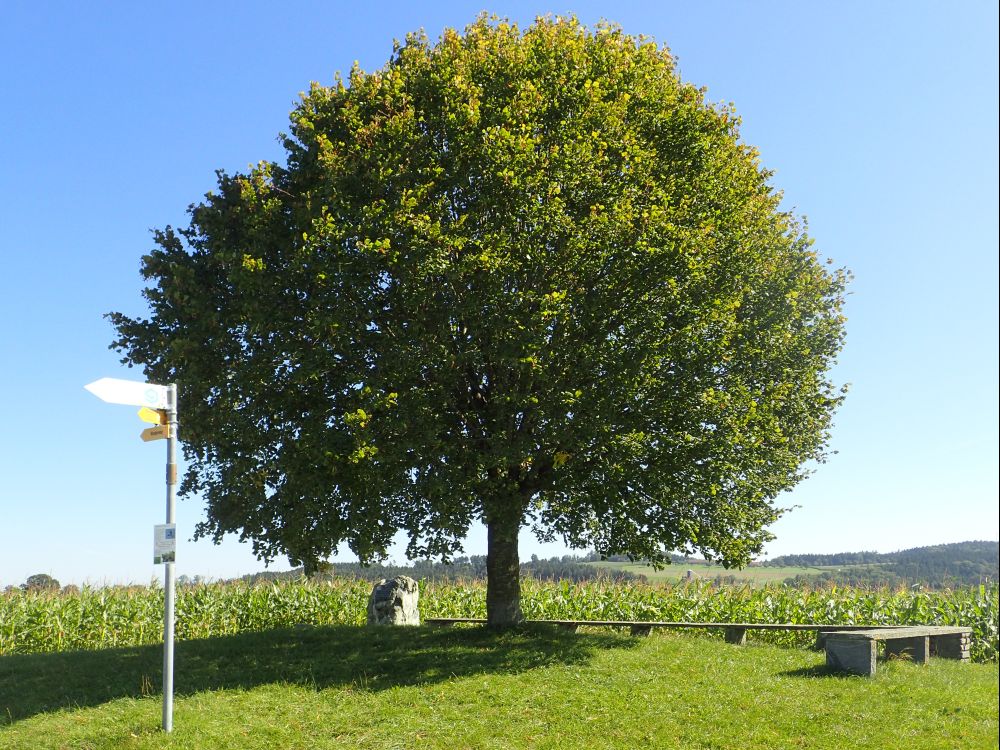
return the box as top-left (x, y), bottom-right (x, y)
top-left (154, 523), bottom-right (177, 564)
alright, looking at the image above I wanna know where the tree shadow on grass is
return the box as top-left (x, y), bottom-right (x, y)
top-left (0, 624), bottom-right (637, 725)
top-left (779, 664), bottom-right (855, 679)
top-left (781, 653), bottom-right (934, 679)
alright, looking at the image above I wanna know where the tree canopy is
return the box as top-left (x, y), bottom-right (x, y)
top-left (111, 15), bottom-right (848, 624)
top-left (22, 574), bottom-right (60, 592)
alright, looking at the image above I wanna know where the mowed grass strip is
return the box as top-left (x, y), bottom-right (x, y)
top-left (1, 625), bottom-right (996, 749)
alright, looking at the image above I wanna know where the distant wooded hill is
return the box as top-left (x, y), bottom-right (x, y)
top-left (767, 541), bottom-right (998, 588)
top-left (232, 541), bottom-right (997, 590)
top-left (239, 554), bottom-right (646, 586)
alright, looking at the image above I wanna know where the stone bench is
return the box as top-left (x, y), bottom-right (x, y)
top-left (824, 626), bottom-right (972, 676)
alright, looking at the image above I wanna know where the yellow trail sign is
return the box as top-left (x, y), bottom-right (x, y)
top-left (141, 425), bottom-right (171, 442)
top-left (138, 407), bottom-right (169, 425)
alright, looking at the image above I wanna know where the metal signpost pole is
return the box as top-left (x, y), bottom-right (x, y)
top-left (85, 377), bottom-right (178, 732)
top-left (163, 383), bottom-right (178, 733)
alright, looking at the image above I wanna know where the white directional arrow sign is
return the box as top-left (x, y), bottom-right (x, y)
top-left (85, 377), bottom-right (171, 409)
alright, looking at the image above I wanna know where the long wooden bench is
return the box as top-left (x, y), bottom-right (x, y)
top-left (424, 618), bottom-right (973, 676)
top-left (424, 617), bottom-right (901, 645)
top-left (824, 626), bottom-right (972, 676)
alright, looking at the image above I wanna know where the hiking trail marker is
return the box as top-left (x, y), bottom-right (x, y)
top-left (138, 406), bottom-right (169, 425)
top-left (85, 377), bottom-right (178, 733)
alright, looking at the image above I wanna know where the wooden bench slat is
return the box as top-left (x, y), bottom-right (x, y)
top-left (423, 618), bottom-right (912, 632)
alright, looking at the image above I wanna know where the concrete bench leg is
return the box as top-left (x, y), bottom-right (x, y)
top-left (826, 637), bottom-right (877, 676)
top-left (558, 623), bottom-right (579, 633)
top-left (885, 636), bottom-right (930, 665)
top-left (630, 625), bottom-right (652, 637)
top-left (724, 627), bottom-right (747, 645)
top-left (934, 633), bottom-right (971, 661)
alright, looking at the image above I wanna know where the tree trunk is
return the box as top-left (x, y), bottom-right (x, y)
top-left (486, 509), bottom-right (524, 627)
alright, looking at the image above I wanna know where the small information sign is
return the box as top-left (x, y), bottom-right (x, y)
top-left (141, 425), bottom-right (171, 442)
top-left (153, 524), bottom-right (177, 564)
top-left (138, 407), bottom-right (169, 425)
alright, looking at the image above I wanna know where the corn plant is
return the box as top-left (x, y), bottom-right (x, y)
top-left (2, 579), bottom-right (996, 663)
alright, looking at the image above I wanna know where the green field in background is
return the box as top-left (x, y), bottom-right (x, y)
top-left (582, 560), bottom-right (837, 584)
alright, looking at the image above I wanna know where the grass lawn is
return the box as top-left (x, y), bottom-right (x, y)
top-left (1, 624), bottom-right (996, 749)
top-left (583, 560), bottom-right (833, 584)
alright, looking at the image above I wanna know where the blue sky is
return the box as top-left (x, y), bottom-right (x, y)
top-left (1, 1), bottom-right (996, 588)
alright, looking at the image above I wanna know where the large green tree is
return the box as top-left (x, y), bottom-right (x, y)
top-left (111, 16), bottom-right (848, 625)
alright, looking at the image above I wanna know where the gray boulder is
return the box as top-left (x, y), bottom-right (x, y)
top-left (367, 576), bottom-right (420, 626)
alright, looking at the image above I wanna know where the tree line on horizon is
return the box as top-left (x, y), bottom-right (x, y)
top-left (7, 541), bottom-right (993, 595)
top-left (771, 540), bottom-right (998, 589)
top-left (232, 540), bottom-right (996, 590)
top-left (240, 553), bottom-right (647, 585)
top-left (236, 549), bottom-right (716, 586)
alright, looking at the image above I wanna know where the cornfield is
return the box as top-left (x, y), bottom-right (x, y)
top-left (2, 579), bottom-right (996, 663)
